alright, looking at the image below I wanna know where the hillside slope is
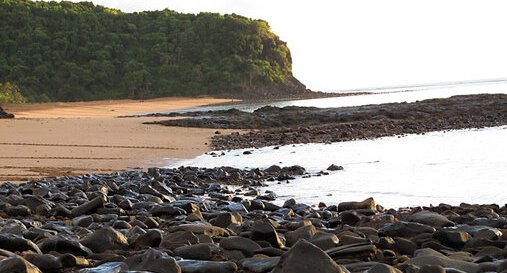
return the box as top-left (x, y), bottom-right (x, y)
top-left (0, 0), bottom-right (309, 102)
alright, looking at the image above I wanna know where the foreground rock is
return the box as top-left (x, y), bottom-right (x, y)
top-left (0, 167), bottom-right (505, 272)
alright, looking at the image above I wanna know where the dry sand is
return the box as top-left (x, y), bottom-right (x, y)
top-left (0, 97), bottom-right (234, 182)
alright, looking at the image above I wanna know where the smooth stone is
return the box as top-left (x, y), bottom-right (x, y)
top-left (150, 205), bottom-right (186, 217)
top-left (394, 237), bottom-right (418, 256)
top-left (160, 231), bottom-right (199, 250)
top-left (73, 215), bottom-right (94, 227)
top-left (174, 243), bottom-right (219, 260)
top-left (78, 262), bottom-right (128, 273)
top-left (38, 236), bottom-right (92, 256)
top-left (168, 223), bottom-right (229, 237)
top-left (432, 230), bottom-right (471, 248)
top-left (178, 260), bottom-right (238, 273)
top-left (408, 211), bottom-right (455, 228)
top-left (24, 253), bottom-right (62, 272)
top-left (80, 227), bottom-right (128, 253)
top-left (0, 233), bottom-right (42, 254)
top-left (326, 242), bottom-right (377, 260)
top-left (58, 253), bottom-right (91, 268)
top-left (6, 205), bottom-right (32, 216)
top-left (124, 248), bottom-right (181, 273)
top-left (366, 263), bottom-right (402, 273)
top-left (133, 229), bottom-right (162, 249)
top-left (379, 221), bottom-right (436, 237)
top-left (220, 236), bottom-right (261, 256)
top-left (417, 264), bottom-right (446, 273)
top-left (0, 256), bottom-right (42, 273)
top-left (338, 197), bottom-right (377, 212)
top-left (309, 231), bottom-right (340, 250)
top-left (251, 219), bottom-right (284, 248)
top-left (402, 248), bottom-right (480, 273)
top-left (213, 212), bottom-right (243, 228)
top-left (284, 224), bottom-right (317, 247)
top-left (272, 239), bottom-right (346, 273)
top-left (240, 257), bottom-right (280, 273)
top-left (71, 195), bottom-right (106, 217)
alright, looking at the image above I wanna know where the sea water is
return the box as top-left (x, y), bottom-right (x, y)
top-left (173, 126), bottom-right (507, 208)
top-left (164, 81), bottom-right (507, 208)
top-left (156, 79), bottom-right (507, 114)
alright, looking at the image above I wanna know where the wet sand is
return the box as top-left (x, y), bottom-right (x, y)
top-left (0, 97), bottom-right (232, 181)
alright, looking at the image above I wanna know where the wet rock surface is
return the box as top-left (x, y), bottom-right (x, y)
top-left (146, 94), bottom-right (507, 149)
top-left (0, 167), bottom-right (505, 272)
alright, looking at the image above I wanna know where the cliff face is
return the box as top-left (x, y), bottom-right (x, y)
top-left (0, 0), bottom-right (308, 102)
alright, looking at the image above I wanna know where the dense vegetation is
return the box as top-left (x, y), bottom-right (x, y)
top-left (0, 0), bottom-right (303, 102)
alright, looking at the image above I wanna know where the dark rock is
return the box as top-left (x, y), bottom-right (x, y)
top-left (71, 195), bottom-right (106, 217)
top-left (178, 260), bottom-right (238, 273)
top-left (408, 211), bottom-right (455, 227)
top-left (284, 224), bottom-right (316, 247)
top-left (251, 219), bottom-right (284, 248)
top-left (366, 263), bottom-right (402, 273)
top-left (133, 229), bottom-right (162, 249)
top-left (417, 264), bottom-right (446, 273)
top-left (24, 253), bottom-right (62, 272)
top-left (402, 248), bottom-right (480, 273)
top-left (160, 231), bottom-right (199, 250)
top-left (327, 164), bottom-right (344, 171)
top-left (432, 230), bottom-right (471, 248)
top-left (338, 197), bottom-right (377, 212)
top-left (272, 239), bottom-right (346, 273)
top-left (220, 236), bottom-right (261, 257)
top-left (240, 257), bottom-right (280, 273)
top-left (0, 233), bottom-right (42, 254)
top-left (0, 107), bottom-right (14, 119)
top-left (124, 248), bottom-right (181, 273)
top-left (78, 262), bottom-right (127, 273)
top-left (379, 221), bottom-right (436, 237)
top-left (0, 256), bottom-right (42, 273)
top-left (213, 212), bottom-right (243, 228)
top-left (174, 243), bottom-right (219, 260)
top-left (38, 236), bottom-right (92, 256)
top-left (80, 227), bottom-right (128, 253)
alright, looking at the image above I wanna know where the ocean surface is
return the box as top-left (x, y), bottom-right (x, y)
top-left (165, 81), bottom-right (507, 208)
top-left (158, 79), bottom-right (507, 114)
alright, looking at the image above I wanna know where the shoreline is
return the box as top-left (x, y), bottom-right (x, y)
top-left (0, 166), bottom-right (504, 272)
top-left (0, 96), bottom-right (233, 182)
top-left (148, 94), bottom-right (507, 150)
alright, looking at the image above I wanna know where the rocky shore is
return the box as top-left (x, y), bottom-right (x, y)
top-left (0, 166), bottom-right (506, 273)
top-left (147, 94), bottom-right (507, 150)
top-left (0, 106), bottom-right (14, 118)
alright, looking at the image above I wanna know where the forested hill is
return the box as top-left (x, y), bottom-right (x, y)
top-left (0, 0), bottom-right (309, 102)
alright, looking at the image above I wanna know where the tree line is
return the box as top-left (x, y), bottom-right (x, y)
top-left (0, 0), bottom-right (294, 102)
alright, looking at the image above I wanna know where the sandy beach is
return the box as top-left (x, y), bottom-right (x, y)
top-left (0, 97), bottom-right (232, 182)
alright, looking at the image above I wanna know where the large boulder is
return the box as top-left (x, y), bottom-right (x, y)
top-left (0, 234), bottom-right (42, 254)
top-left (80, 227), bottom-right (128, 253)
top-left (271, 239), bottom-right (347, 273)
top-left (0, 256), bottom-right (42, 273)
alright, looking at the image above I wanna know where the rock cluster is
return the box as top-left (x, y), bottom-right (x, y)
top-left (0, 106), bottom-right (14, 118)
top-left (146, 94), bottom-right (507, 150)
top-left (0, 166), bottom-right (505, 273)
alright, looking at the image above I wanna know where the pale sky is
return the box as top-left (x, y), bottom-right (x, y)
top-left (42, 0), bottom-right (507, 91)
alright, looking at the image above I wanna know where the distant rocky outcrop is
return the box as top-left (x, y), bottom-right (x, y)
top-left (0, 106), bottom-right (14, 118)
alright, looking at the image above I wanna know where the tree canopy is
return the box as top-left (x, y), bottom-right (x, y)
top-left (0, 0), bottom-right (296, 102)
